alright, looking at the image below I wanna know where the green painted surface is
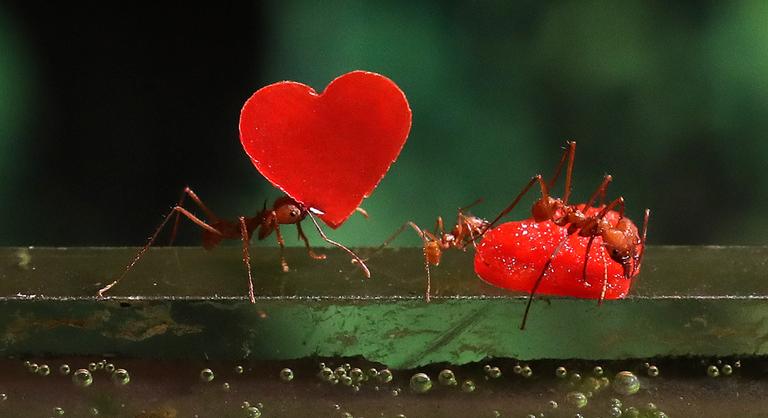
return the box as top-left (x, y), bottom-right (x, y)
top-left (0, 246), bottom-right (766, 368)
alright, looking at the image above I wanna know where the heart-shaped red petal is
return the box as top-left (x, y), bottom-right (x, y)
top-left (474, 208), bottom-right (639, 299)
top-left (239, 71), bottom-right (412, 228)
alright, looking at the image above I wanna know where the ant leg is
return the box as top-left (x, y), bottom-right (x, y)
top-left (239, 217), bottom-right (255, 304)
top-left (584, 175), bottom-right (613, 209)
top-left (269, 213), bottom-right (290, 273)
top-left (98, 206), bottom-right (224, 297)
top-left (597, 197), bottom-right (625, 219)
top-left (520, 236), bottom-right (568, 330)
top-left (434, 216), bottom-right (445, 236)
top-left (581, 235), bottom-right (597, 283)
top-left (549, 141), bottom-right (576, 200)
top-left (598, 248), bottom-right (608, 305)
top-left (296, 221), bottom-right (327, 260)
top-left (169, 187), bottom-right (221, 246)
top-left (485, 175), bottom-right (549, 233)
top-left (355, 207), bottom-right (369, 219)
top-left (633, 209), bottom-right (651, 277)
top-left (307, 212), bottom-right (371, 278)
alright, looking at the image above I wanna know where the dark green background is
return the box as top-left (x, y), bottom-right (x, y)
top-left (1, 1), bottom-right (766, 247)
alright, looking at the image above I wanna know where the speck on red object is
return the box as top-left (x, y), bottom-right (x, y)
top-left (239, 70), bottom-right (412, 228)
top-left (474, 207), bottom-right (641, 299)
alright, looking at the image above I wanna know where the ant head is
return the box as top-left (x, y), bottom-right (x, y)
top-left (273, 196), bottom-right (307, 224)
top-left (602, 222), bottom-right (640, 278)
top-left (532, 197), bottom-right (558, 222)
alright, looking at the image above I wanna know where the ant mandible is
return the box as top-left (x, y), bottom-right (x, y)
top-left (97, 187), bottom-right (370, 303)
top-left (478, 141), bottom-right (650, 330)
top-left (370, 199), bottom-right (488, 302)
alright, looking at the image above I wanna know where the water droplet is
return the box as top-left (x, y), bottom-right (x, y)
top-left (488, 366), bottom-right (502, 379)
top-left (513, 364), bottom-right (523, 374)
top-left (221, 382), bottom-right (231, 392)
top-left (391, 388), bottom-right (400, 397)
top-left (349, 368), bottom-right (364, 383)
top-left (555, 366), bottom-right (567, 378)
top-left (73, 369), bottom-right (93, 387)
top-left (53, 406), bottom-right (65, 416)
top-left (37, 364), bottom-right (50, 376)
top-left (235, 365), bottom-right (245, 374)
top-left (28, 363), bottom-right (38, 373)
top-left (410, 373), bottom-right (432, 394)
top-left (342, 363), bottom-right (351, 371)
top-left (548, 400), bottom-right (558, 409)
top-left (96, 360), bottom-right (106, 370)
top-left (340, 375), bottom-right (353, 386)
top-left (569, 372), bottom-right (582, 384)
top-left (241, 401), bottom-right (250, 409)
top-left (367, 368), bottom-right (378, 378)
top-left (88, 362), bottom-right (97, 372)
top-left (59, 364), bottom-right (71, 375)
top-left (22, 361), bottom-right (30, 369)
top-left (609, 398), bottom-right (622, 408)
top-left (335, 367), bottom-right (347, 377)
top-left (612, 371), bottom-right (640, 396)
top-left (377, 369), bottom-right (393, 383)
top-left (652, 411), bottom-right (669, 418)
top-left (245, 406), bottom-right (262, 417)
top-left (722, 364), bottom-right (733, 376)
top-left (461, 379), bottom-right (476, 393)
top-left (623, 407), bottom-right (640, 417)
top-left (105, 363), bottom-right (115, 374)
top-left (483, 364), bottom-right (492, 373)
top-left (89, 407), bottom-right (99, 415)
top-left (438, 369), bottom-right (457, 386)
top-left (340, 413), bottom-right (353, 418)
top-left (706, 365), bottom-right (720, 378)
top-left (520, 365), bottom-right (532, 378)
top-left (647, 365), bottom-right (659, 377)
top-left (0, 393), bottom-right (7, 402)
top-left (199, 368), bottom-right (215, 383)
top-left (318, 362), bottom-right (326, 369)
top-left (644, 402), bottom-right (657, 412)
top-left (593, 366), bottom-right (604, 376)
top-left (111, 369), bottom-right (130, 386)
top-left (279, 368), bottom-right (294, 382)
top-left (566, 391), bottom-right (588, 408)
top-left (609, 406), bottom-right (622, 417)
top-left (351, 384), bottom-right (360, 393)
top-left (734, 360), bottom-right (742, 368)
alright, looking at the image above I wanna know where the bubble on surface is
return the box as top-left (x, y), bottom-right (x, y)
top-left (722, 364), bottom-right (733, 375)
top-left (409, 373), bottom-right (432, 394)
top-left (566, 391), bottom-right (588, 408)
top-left (555, 366), bottom-right (567, 378)
top-left (279, 368), bottom-right (294, 382)
top-left (59, 364), bottom-right (71, 375)
top-left (53, 406), bottom-right (65, 415)
top-left (89, 407), bottom-right (99, 415)
top-left (593, 366), bottom-right (604, 376)
top-left (88, 362), bottom-right (97, 372)
top-left (521, 365), bottom-right (533, 378)
top-left (245, 406), bottom-right (262, 417)
top-left (623, 407), bottom-right (640, 417)
top-left (548, 400), bottom-right (558, 409)
top-left (647, 365), bottom-right (659, 377)
top-left (438, 369), bottom-right (457, 386)
top-left (706, 365), bottom-right (720, 377)
top-left (73, 369), bottom-right (93, 387)
top-left (349, 368), bottom-right (364, 383)
top-left (612, 371), bottom-right (640, 395)
top-left (105, 363), bottom-right (115, 374)
top-left (37, 364), bottom-right (50, 376)
top-left (199, 368), bottom-right (215, 383)
top-left (377, 369), bottom-right (393, 383)
top-left (461, 379), bottom-right (476, 393)
top-left (111, 368), bottom-right (130, 386)
top-left (235, 365), bottom-right (245, 374)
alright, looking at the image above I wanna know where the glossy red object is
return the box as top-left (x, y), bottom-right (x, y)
top-left (474, 207), bottom-right (641, 299)
top-left (239, 70), bottom-right (412, 228)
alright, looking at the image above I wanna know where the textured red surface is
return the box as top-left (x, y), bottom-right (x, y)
top-left (239, 71), bottom-right (412, 228)
top-left (474, 207), bottom-right (640, 299)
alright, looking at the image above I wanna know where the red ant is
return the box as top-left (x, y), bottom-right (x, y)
top-left (477, 141), bottom-right (650, 330)
top-left (370, 199), bottom-right (488, 302)
top-left (97, 187), bottom-right (370, 302)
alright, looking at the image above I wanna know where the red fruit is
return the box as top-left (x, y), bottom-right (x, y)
top-left (474, 207), bottom-right (640, 299)
top-left (239, 70), bottom-right (412, 228)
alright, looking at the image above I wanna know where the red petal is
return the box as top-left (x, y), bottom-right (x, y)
top-left (239, 71), bottom-right (412, 228)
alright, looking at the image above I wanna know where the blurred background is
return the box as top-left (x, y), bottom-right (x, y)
top-left (1, 1), bottom-right (766, 248)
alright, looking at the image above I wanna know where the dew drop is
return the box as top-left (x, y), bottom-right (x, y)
top-left (235, 365), bottom-right (245, 374)
top-left (279, 368), bottom-right (294, 382)
top-left (73, 369), bottom-right (93, 387)
top-left (647, 365), bottom-right (659, 377)
top-left (409, 373), bottom-right (432, 394)
top-left (513, 364), bottom-right (523, 374)
top-left (88, 362), bottom-right (97, 372)
top-left (111, 369), bottom-right (130, 386)
top-left (623, 407), bottom-right (640, 417)
top-left (349, 368), bottom-right (364, 383)
top-left (555, 366), bottom-right (567, 378)
top-left (706, 365), bottom-right (720, 378)
top-left (548, 400), bottom-right (558, 409)
top-left (367, 368), bottom-right (378, 378)
top-left (340, 375), bottom-right (353, 386)
top-left (319, 367), bottom-right (335, 382)
top-left (488, 366), bottom-right (502, 379)
top-left (28, 363), bottom-right (38, 373)
top-left (609, 406), bottom-right (623, 417)
top-left (612, 371), bottom-right (640, 396)
top-left (105, 363), bottom-right (115, 374)
top-left (221, 382), bottom-right (231, 392)
top-left (566, 391), bottom-right (588, 408)
top-left (521, 365), bottom-right (532, 378)
top-left (199, 368), bottom-right (215, 383)
top-left (593, 366), bottom-right (604, 376)
top-left (569, 372), bottom-right (582, 383)
top-left (335, 367), bottom-right (347, 377)
top-left (59, 364), bottom-right (71, 376)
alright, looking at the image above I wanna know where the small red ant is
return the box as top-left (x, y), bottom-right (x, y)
top-left (478, 141), bottom-right (650, 330)
top-left (97, 187), bottom-right (370, 302)
top-left (370, 199), bottom-right (488, 302)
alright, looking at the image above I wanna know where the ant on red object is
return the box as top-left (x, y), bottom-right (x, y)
top-left (477, 141), bottom-right (650, 330)
top-left (97, 187), bottom-right (370, 303)
top-left (370, 199), bottom-right (488, 302)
